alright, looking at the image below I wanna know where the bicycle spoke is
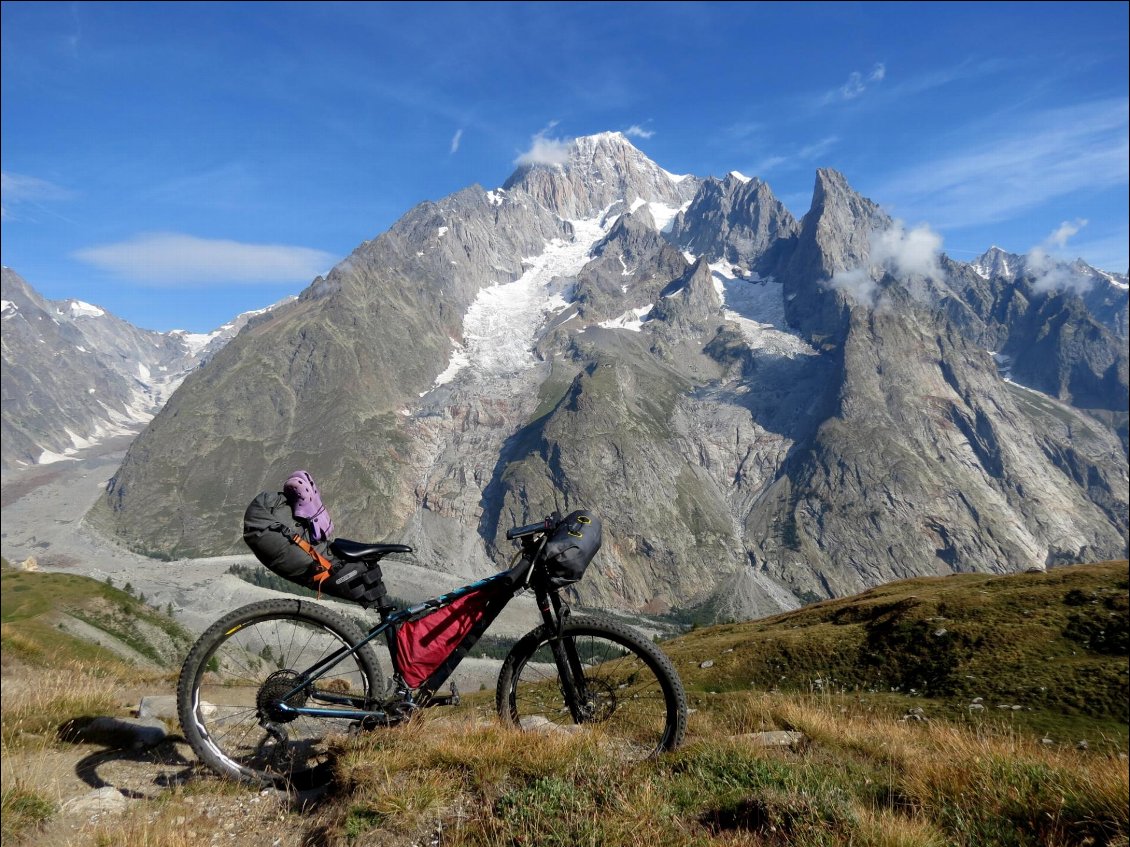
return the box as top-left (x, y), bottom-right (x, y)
top-left (180, 604), bottom-right (381, 787)
top-left (502, 618), bottom-right (685, 761)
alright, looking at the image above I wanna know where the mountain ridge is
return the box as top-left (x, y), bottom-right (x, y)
top-left (11, 132), bottom-right (1125, 621)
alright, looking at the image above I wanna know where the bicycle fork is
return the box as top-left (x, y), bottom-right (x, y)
top-left (537, 588), bottom-right (590, 723)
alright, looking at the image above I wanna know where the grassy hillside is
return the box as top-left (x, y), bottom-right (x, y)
top-left (662, 560), bottom-right (1129, 739)
top-left (1, 560), bottom-right (193, 844)
top-left (317, 561), bottom-right (1128, 847)
top-left (1, 560), bottom-right (1126, 847)
top-left (1, 564), bottom-right (193, 669)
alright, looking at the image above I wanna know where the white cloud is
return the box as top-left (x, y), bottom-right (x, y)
top-left (1047, 218), bottom-right (1087, 249)
top-left (871, 222), bottom-right (944, 281)
top-left (749, 155), bottom-right (788, 176)
top-left (450, 128), bottom-right (463, 154)
top-left (826, 63), bottom-right (887, 103)
top-left (515, 125), bottom-right (572, 166)
top-left (824, 221), bottom-right (943, 306)
top-left (73, 232), bottom-right (336, 286)
top-left (825, 268), bottom-right (878, 305)
top-left (798, 136), bottom-right (839, 160)
top-left (1027, 221), bottom-right (1094, 294)
top-left (840, 71), bottom-right (866, 100)
top-left (1, 171), bottom-right (72, 220)
top-left (624, 124), bottom-right (655, 139)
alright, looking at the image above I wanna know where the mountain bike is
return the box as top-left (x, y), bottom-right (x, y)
top-left (177, 513), bottom-right (688, 790)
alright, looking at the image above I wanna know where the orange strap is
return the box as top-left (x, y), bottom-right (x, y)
top-left (292, 534), bottom-right (333, 597)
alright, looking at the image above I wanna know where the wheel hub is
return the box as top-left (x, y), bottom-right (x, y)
top-left (579, 678), bottom-right (617, 722)
top-left (257, 670), bottom-right (308, 723)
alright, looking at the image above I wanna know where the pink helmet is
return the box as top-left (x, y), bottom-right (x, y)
top-left (283, 470), bottom-right (334, 542)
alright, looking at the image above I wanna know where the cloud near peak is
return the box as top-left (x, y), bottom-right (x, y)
top-left (1028, 219), bottom-right (1094, 294)
top-left (73, 232), bottom-right (336, 287)
top-left (515, 124), bottom-right (572, 166)
top-left (623, 124), bottom-right (655, 139)
top-left (825, 221), bottom-right (943, 306)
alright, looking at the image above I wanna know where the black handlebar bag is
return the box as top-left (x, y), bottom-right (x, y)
top-left (541, 510), bottom-right (602, 589)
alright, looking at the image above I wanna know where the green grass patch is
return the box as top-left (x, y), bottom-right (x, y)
top-left (0, 784), bottom-right (55, 843)
top-left (2, 568), bottom-right (193, 671)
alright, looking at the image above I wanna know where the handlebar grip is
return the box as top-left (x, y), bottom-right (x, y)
top-left (506, 516), bottom-right (559, 540)
top-left (506, 520), bottom-right (545, 540)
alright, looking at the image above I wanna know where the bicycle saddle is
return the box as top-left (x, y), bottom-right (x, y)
top-left (330, 538), bottom-right (413, 561)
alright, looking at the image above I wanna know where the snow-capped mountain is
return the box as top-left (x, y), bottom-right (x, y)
top-left (0, 267), bottom-right (292, 468)
top-left (88, 132), bottom-right (1128, 620)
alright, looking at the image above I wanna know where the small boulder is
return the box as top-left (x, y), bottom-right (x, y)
top-left (62, 787), bottom-right (128, 816)
top-left (738, 731), bottom-right (807, 748)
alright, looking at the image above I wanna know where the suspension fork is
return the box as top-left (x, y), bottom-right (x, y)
top-left (535, 586), bottom-right (588, 722)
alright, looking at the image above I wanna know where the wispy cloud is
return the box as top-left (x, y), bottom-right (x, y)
top-left (871, 221), bottom-right (944, 281)
top-left (450, 128), bottom-right (464, 154)
top-left (73, 233), bottom-right (336, 286)
top-left (623, 124), bottom-right (654, 139)
top-left (875, 99), bottom-right (1129, 229)
top-left (515, 123), bottom-right (572, 166)
top-left (798, 136), bottom-right (839, 161)
top-left (823, 62), bottom-right (887, 104)
top-left (745, 136), bottom-right (838, 178)
top-left (1, 171), bottom-right (73, 221)
top-left (1045, 218), bottom-right (1087, 249)
top-left (1028, 220), bottom-right (1094, 294)
top-left (825, 221), bottom-right (944, 306)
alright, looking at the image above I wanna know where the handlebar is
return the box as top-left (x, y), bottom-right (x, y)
top-left (506, 515), bottom-right (559, 541)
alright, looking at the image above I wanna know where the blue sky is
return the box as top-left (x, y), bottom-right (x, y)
top-left (2, 1), bottom-right (1127, 333)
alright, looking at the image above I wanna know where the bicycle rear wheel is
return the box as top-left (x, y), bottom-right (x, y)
top-left (177, 599), bottom-right (383, 790)
top-left (496, 615), bottom-right (687, 760)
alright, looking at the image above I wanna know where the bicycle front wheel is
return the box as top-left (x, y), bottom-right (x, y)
top-left (177, 599), bottom-right (383, 790)
top-left (496, 615), bottom-right (687, 760)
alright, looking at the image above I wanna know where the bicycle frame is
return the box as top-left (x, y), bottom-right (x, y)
top-left (266, 534), bottom-right (586, 724)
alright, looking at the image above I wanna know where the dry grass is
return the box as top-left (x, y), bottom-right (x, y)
top-left (313, 692), bottom-right (1129, 847)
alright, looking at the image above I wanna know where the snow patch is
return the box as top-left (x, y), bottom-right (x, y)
top-left (1097, 269), bottom-right (1129, 290)
top-left (38, 449), bottom-right (78, 465)
top-left (422, 339), bottom-right (472, 394)
top-left (437, 226), bottom-right (449, 237)
top-left (457, 216), bottom-right (608, 380)
top-left (1, 299), bottom-right (16, 316)
top-left (647, 201), bottom-right (688, 234)
top-left (171, 330), bottom-right (218, 354)
top-left (598, 305), bottom-right (653, 332)
top-left (67, 300), bottom-right (105, 318)
top-left (709, 262), bottom-right (815, 358)
top-left (729, 171), bottom-right (752, 183)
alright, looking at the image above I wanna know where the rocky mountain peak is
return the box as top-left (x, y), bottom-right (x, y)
top-left (669, 172), bottom-right (799, 269)
top-left (502, 131), bottom-right (699, 220)
top-left (804, 169), bottom-right (891, 272)
top-left (971, 246), bottom-right (1020, 280)
top-left (775, 170), bottom-right (891, 342)
top-left (60, 137), bottom-right (1127, 625)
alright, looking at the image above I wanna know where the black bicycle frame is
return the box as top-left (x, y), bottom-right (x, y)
top-left (269, 536), bottom-right (587, 724)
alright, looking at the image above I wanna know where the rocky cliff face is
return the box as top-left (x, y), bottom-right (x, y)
top-left (86, 133), bottom-right (1129, 618)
